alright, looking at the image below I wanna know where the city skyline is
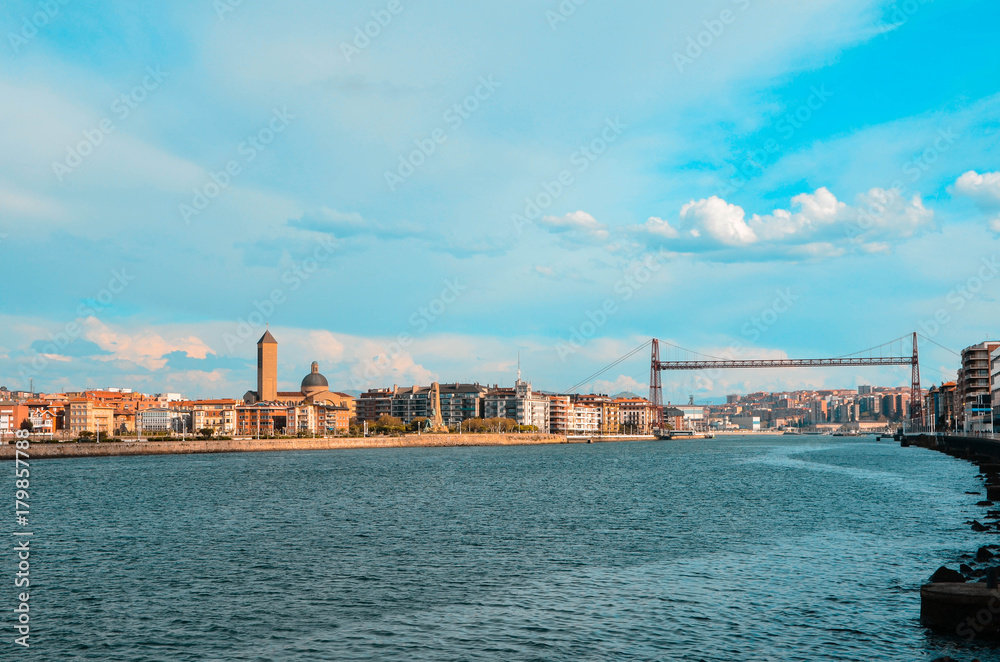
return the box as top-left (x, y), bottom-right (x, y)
top-left (2, 1), bottom-right (999, 399)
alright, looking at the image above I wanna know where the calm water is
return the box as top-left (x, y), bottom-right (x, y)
top-left (10, 436), bottom-right (1000, 661)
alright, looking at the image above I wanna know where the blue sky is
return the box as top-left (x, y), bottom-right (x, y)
top-left (1, 0), bottom-right (999, 401)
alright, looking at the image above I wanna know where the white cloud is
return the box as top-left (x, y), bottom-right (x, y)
top-left (955, 170), bottom-right (1000, 205)
top-left (539, 211), bottom-right (609, 242)
top-left (749, 187), bottom-right (845, 241)
top-left (639, 186), bottom-right (933, 258)
top-left (643, 216), bottom-right (680, 239)
top-left (679, 197), bottom-right (758, 246)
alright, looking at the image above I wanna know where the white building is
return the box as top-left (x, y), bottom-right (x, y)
top-left (731, 415), bottom-right (761, 431)
top-left (673, 404), bottom-right (707, 431)
top-left (484, 379), bottom-right (550, 431)
top-left (140, 408), bottom-right (190, 433)
top-left (571, 404), bottom-right (599, 433)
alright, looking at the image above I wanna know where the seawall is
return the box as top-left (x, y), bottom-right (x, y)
top-left (0, 433), bottom-right (575, 460)
top-left (909, 433), bottom-right (1000, 461)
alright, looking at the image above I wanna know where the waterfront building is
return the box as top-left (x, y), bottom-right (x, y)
top-left (572, 394), bottom-right (621, 434)
top-left (0, 401), bottom-right (30, 437)
top-left (390, 383), bottom-right (487, 426)
top-left (484, 379), bottom-right (550, 430)
top-left (548, 395), bottom-right (572, 434)
top-left (958, 341), bottom-right (1000, 431)
top-left (616, 397), bottom-right (656, 434)
top-left (66, 399), bottom-right (115, 435)
top-left (357, 388), bottom-right (395, 421)
top-left (273, 362), bottom-right (356, 414)
top-left (571, 403), bottom-right (600, 433)
top-left (256, 330), bottom-right (279, 402)
top-left (139, 408), bottom-right (191, 433)
top-left (287, 402), bottom-right (350, 435)
top-left (189, 400), bottom-right (239, 435)
top-left (731, 415), bottom-right (761, 431)
top-left (26, 404), bottom-right (58, 434)
top-left (940, 381), bottom-right (959, 430)
top-left (244, 333), bottom-right (356, 417)
top-left (672, 403), bottom-right (707, 431)
top-left (992, 345), bottom-right (1000, 430)
top-left (235, 403), bottom-right (288, 436)
top-left (114, 410), bottom-right (135, 434)
top-left (809, 399), bottom-right (828, 423)
top-left (663, 406), bottom-right (688, 431)
top-left (437, 384), bottom-right (489, 426)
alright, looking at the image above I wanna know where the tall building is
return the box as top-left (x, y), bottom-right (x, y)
top-left (484, 379), bottom-right (550, 431)
top-left (992, 346), bottom-right (1000, 430)
top-left (256, 329), bottom-right (278, 402)
top-left (959, 341), bottom-right (1000, 431)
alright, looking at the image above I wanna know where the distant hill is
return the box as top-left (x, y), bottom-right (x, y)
top-left (612, 391), bottom-right (643, 399)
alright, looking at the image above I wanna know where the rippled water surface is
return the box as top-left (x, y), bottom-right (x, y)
top-left (14, 436), bottom-right (1000, 660)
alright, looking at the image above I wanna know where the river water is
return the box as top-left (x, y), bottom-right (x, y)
top-left (12, 435), bottom-right (1000, 660)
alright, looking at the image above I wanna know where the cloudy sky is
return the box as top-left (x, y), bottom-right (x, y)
top-left (1, 0), bottom-right (998, 401)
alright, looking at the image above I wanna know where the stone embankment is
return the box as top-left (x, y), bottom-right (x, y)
top-left (0, 433), bottom-right (574, 460)
top-left (911, 434), bottom-right (1000, 645)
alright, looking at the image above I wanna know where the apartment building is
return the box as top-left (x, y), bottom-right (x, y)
top-left (235, 403), bottom-right (289, 436)
top-left (548, 395), bottom-right (572, 434)
top-left (189, 400), bottom-right (239, 434)
top-left (572, 395), bottom-right (621, 434)
top-left (356, 388), bottom-right (395, 421)
top-left (959, 341), bottom-right (1000, 432)
top-left (0, 402), bottom-right (29, 436)
top-left (139, 408), bottom-right (191, 433)
top-left (484, 380), bottom-right (550, 430)
top-left (571, 404), bottom-right (599, 433)
top-left (617, 397), bottom-right (656, 434)
top-left (66, 399), bottom-right (115, 435)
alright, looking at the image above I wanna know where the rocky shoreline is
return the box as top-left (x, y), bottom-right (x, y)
top-left (910, 434), bottom-right (1000, 659)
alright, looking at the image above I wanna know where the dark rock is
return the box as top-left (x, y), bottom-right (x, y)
top-left (979, 501), bottom-right (994, 507)
top-left (978, 546), bottom-right (996, 562)
top-left (972, 520), bottom-right (989, 532)
top-left (961, 563), bottom-right (975, 575)
top-left (969, 491), bottom-right (984, 495)
top-left (930, 566), bottom-right (967, 583)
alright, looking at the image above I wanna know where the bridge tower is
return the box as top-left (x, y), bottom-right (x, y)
top-left (910, 331), bottom-right (923, 428)
top-left (650, 339), bottom-right (663, 429)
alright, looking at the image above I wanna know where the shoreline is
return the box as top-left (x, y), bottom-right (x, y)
top-left (910, 433), bottom-right (1000, 641)
top-left (0, 433), bottom-right (667, 460)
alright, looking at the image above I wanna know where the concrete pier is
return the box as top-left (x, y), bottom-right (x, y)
top-left (921, 582), bottom-right (1000, 639)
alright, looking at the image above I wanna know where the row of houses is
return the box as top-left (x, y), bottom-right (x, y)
top-left (356, 381), bottom-right (659, 434)
top-left (1, 377), bottom-right (666, 437)
top-left (0, 394), bottom-right (351, 438)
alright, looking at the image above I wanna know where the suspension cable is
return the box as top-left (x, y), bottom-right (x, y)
top-left (564, 340), bottom-right (652, 394)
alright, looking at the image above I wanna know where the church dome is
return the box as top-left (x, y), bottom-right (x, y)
top-left (301, 361), bottom-right (329, 395)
